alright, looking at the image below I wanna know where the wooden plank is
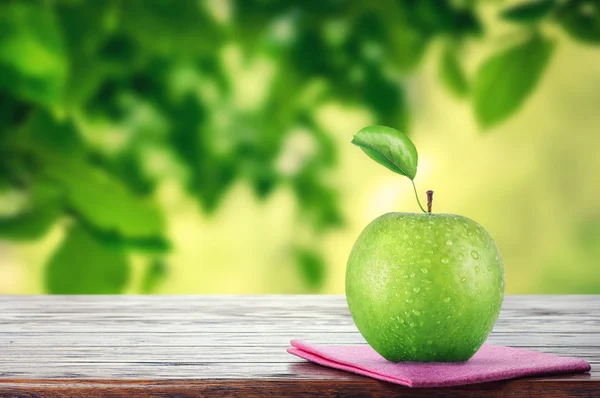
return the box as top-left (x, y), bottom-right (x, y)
top-left (1, 345), bottom-right (599, 363)
top-left (0, 362), bottom-right (598, 381)
top-left (0, 379), bottom-right (597, 398)
top-left (0, 295), bottom-right (598, 397)
top-left (2, 331), bottom-right (599, 348)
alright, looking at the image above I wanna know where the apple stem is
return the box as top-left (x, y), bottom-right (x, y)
top-left (427, 190), bottom-right (434, 213)
top-left (411, 180), bottom-right (427, 214)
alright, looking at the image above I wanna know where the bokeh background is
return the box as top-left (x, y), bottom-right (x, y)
top-left (1, 0), bottom-right (599, 294)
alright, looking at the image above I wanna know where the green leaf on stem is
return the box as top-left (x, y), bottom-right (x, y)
top-left (473, 34), bottom-right (554, 128)
top-left (501, 0), bottom-right (556, 23)
top-left (351, 125), bottom-right (418, 180)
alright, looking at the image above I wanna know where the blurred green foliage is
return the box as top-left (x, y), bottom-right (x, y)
top-left (0, 0), bottom-right (598, 293)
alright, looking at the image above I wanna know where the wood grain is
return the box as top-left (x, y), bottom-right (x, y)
top-left (0, 295), bottom-right (598, 397)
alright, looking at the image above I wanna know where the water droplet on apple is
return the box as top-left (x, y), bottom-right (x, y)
top-left (477, 289), bottom-right (481, 294)
top-left (416, 235), bottom-right (421, 240)
top-left (457, 253), bottom-right (464, 261)
top-left (420, 268), bottom-right (428, 274)
top-left (413, 287), bottom-right (421, 293)
top-left (412, 309), bottom-right (421, 316)
top-left (446, 240), bottom-right (453, 246)
top-left (475, 266), bottom-right (481, 273)
top-left (410, 273), bottom-right (416, 278)
top-left (442, 297), bottom-right (451, 303)
top-left (424, 279), bottom-right (432, 284)
top-left (404, 275), bottom-right (409, 279)
top-left (461, 277), bottom-right (467, 283)
top-left (427, 340), bottom-right (433, 345)
top-left (471, 250), bottom-right (479, 259)
top-left (406, 298), bottom-right (413, 303)
top-left (409, 322), bottom-right (416, 327)
top-left (441, 258), bottom-right (449, 264)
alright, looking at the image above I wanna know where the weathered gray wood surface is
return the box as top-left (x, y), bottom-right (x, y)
top-left (0, 295), bottom-right (598, 397)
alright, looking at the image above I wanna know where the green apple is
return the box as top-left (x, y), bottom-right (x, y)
top-left (346, 212), bottom-right (504, 362)
top-left (347, 125), bottom-right (504, 362)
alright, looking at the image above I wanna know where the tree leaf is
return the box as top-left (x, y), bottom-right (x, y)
top-left (501, 0), bottom-right (556, 23)
top-left (45, 224), bottom-right (130, 294)
top-left (73, 219), bottom-right (172, 254)
top-left (89, 150), bottom-right (156, 196)
top-left (44, 158), bottom-right (165, 239)
top-left (362, 67), bottom-right (409, 132)
top-left (0, 92), bottom-right (33, 132)
top-left (294, 247), bottom-right (326, 290)
top-left (289, 30), bottom-right (336, 77)
top-left (351, 125), bottom-right (418, 180)
top-left (0, 204), bottom-right (60, 241)
top-left (0, 179), bottom-right (62, 241)
top-left (0, 2), bottom-right (67, 106)
top-left (439, 46), bottom-right (469, 98)
top-left (140, 259), bottom-right (168, 294)
top-left (473, 34), bottom-right (554, 128)
top-left (292, 170), bottom-right (343, 231)
top-left (558, 0), bottom-right (600, 44)
top-left (17, 112), bottom-right (165, 239)
top-left (54, 2), bottom-right (120, 107)
top-left (24, 110), bottom-right (84, 154)
top-left (121, 0), bottom-right (223, 56)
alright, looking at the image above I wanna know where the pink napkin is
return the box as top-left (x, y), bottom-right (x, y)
top-left (287, 340), bottom-right (590, 388)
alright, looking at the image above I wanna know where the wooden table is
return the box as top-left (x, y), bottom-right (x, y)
top-left (0, 295), bottom-right (597, 397)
